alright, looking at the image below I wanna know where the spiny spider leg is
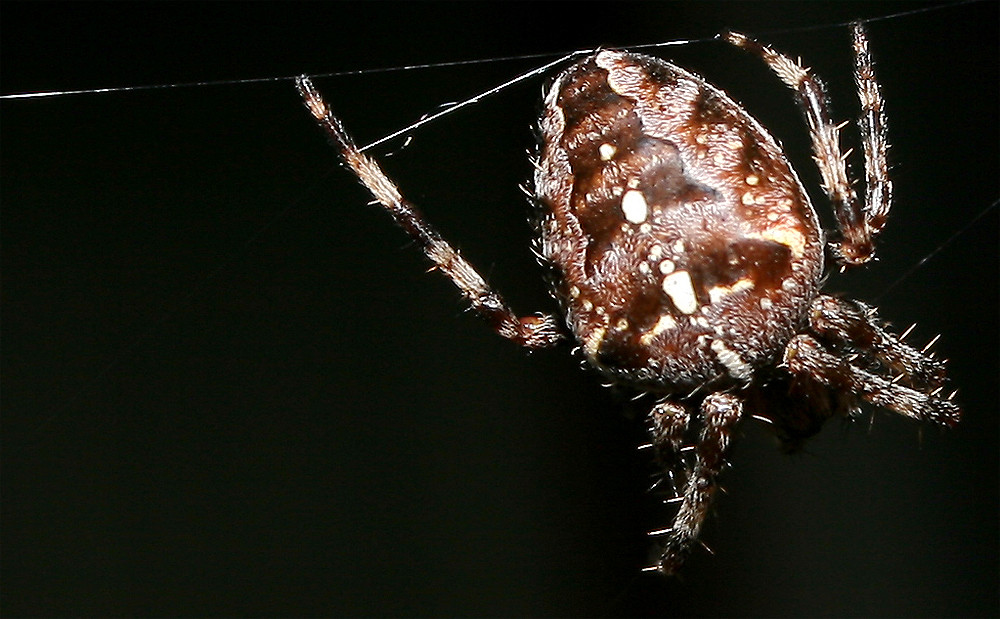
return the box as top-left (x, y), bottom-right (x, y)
top-left (809, 295), bottom-right (947, 390)
top-left (647, 393), bottom-right (743, 575)
top-left (725, 24), bottom-right (891, 266)
top-left (296, 76), bottom-right (562, 349)
top-left (850, 24), bottom-right (892, 248)
top-left (648, 400), bottom-right (691, 473)
top-left (784, 334), bottom-right (960, 428)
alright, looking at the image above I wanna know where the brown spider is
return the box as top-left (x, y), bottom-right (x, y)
top-left (295, 23), bottom-right (959, 576)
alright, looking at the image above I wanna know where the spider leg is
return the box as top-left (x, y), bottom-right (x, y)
top-left (809, 295), bottom-right (947, 390)
top-left (296, 76), bottom-right (562, 349)
top-left (725, 24), bottom-right (891, 266)
top-left (647, 393), bottom-right (742, 575)
top-left (648, 400), bottom-right (691, 473)
top-left (784, 333), bottom-right (960, 428)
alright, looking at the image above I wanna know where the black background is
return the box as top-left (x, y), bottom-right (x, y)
top-left (3, 2), bottom-right (997, 616)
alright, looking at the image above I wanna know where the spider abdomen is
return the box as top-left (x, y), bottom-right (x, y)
top-left (535, 50), bottom-right (825, 393)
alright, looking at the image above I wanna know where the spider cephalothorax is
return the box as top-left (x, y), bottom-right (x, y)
top-left (296, 23), bottom-right (959, 576)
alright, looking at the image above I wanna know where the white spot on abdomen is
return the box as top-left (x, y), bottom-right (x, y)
top-left (583, 325), bottom-right (607, 357)
top-left (711, 339), bottom-right (752, 380)
top-left (662, 270), bottom-right (699, 315)
top-left (639, 313), bottom-right (677, 345)
top-left (707, 277), bottom-right (755, 304)
top-left (621, 189), bottom-right (648, 224)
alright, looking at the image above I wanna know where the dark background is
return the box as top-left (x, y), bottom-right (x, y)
top-left (3, 2), bottom-right (997, 616)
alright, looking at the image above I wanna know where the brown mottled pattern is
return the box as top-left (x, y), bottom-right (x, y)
top-left (536, 51), bottom-right (822, 391)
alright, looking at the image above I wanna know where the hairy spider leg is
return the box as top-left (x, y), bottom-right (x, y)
top-left (646, 393), bottom-right (743, 575)
top-left (784, 333), bottom-right (958, 427)
top-left (648, 401), bottom-right (690, 473)
top-left (725, 24), bottom-right (891, 266)
top-left (296, 76), bottom-right (563, 349)
top-left (793, 296), bottom-right (960, 427)
top-left (809, 295), bottom-right (948, 391)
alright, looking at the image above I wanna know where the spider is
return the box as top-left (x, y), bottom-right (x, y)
top-left (295, 23), bottom-right (959, 576)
